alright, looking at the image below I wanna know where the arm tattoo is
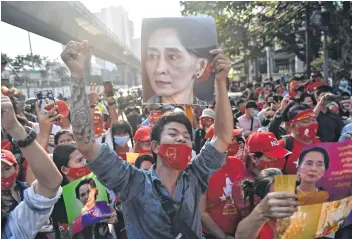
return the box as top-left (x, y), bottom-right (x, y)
top-left (70, 76), bottom-right (95, 145)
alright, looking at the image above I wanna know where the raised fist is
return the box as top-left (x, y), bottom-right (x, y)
top-left (61, 40), bottom-right (90, 77)
top-left (209, 49), bottom-right (231, 83)
top-left (1, 96), bottom-right (20, 133)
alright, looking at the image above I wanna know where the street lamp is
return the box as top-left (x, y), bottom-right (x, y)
top-left (310, 7), bottom-right (330, 83)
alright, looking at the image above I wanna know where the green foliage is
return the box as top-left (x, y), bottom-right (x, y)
top-left (180, 1), bottom-right (351, 65)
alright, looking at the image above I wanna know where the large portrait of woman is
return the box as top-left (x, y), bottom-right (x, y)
top-left (296, 147), bottom-right (330, 206)
top-left (141, 17), bottom-right (218, 105)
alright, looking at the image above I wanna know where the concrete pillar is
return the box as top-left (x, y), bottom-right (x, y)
top-left (266, 47), bottom-right (273, 79)
top-left (289, 58), bottom-right (295, 75)
top-left (295, 56), bottom-right (304, 74)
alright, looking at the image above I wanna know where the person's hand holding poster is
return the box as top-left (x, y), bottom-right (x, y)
top-left (275, 140), bottom-right (352, 239)
top-left (142, 17), bottom-right (218, 105)
top-left (62, 173), bottom-right (111, 235)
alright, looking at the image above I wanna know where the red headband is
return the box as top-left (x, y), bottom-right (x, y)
top-left (290, 109), bottom-right (314, 124)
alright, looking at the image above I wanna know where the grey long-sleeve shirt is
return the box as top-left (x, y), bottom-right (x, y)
top-left (2, 180), bottom-right (62, 239)
top-left (87, 142), bottom-right (226, 239)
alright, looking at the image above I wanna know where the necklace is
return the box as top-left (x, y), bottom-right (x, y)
top-left (297, 186), bottom-right (318, 205)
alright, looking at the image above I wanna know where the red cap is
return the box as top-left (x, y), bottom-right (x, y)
top-left (246, 132), bottom-right (291, 159)
top-left (134, 126), bottom-right (151, 141)
top-left (55, 100), bottom-right (70, 118)
top-left (205, 124), bottom-right (242, 140)
top-left (1, 149), bottom-right (17, 166)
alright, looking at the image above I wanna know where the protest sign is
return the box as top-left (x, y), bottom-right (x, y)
top-left (141, 17), bottom-right (218, 105)
top-left (126, 152), bottom-right (140, 165)
top-left (274, 140), bottom-right (352, 239)
top-left (296, 140), bottom-right (352, 206)
top-left (277, 196), bottom-right (352, 239)
top-left (62, 173), bottom-right (110, 235)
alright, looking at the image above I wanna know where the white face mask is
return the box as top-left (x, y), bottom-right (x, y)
top-left (114, 135), bottom-right (130, 146)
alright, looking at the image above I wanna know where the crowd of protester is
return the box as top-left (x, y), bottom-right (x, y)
top-left (1, 40), bottom-right (352, 239)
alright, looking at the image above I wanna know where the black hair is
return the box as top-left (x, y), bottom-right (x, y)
top-left (111, 120), bottom-right (134, 148)
top-left (245, 100), bottom-right (258, 109)
top-left (75, 178), bottom-right (97, 201)
top-left (315, 86), bottom-right (333, 98)
top-left (54, 130), bottom-right (74, 145)
top-left (236, 99), bottom-right (245, 107)
top-left (341, 92), bottom-right (351, 98)
top-left (247, 83), bottom-right (253, 89)
top-left (134, 154), bottom-right (155, 169)
top-left (242, 168), bottom-right (282, 210)
top-left (282, 103), bottom-right (311, 122)
top-left (53, 144), bottom-right (77, 186)
top-left (298, 147), bottom-right (330, 170)
top-left (150, 112), bottom-right (193, 160)
top-left (299, 92), bottom-right (317, 106)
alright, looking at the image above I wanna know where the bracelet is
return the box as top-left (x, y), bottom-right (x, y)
top-left (90, 104), bottom-right (96, 108)
top-left (12, 126), bottom-right (37, 148)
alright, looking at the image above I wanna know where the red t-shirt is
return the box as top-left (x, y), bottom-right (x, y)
top-left (258, 221), bottom-right (276, 239)
top-left (114, 150), bottom-right (127, 161)
top-left (205, 156), bottom-right (246, 234)
top-left (287, 91), bottom-right (298, 99)
top-left (279, 137), bottom-right (321, 174)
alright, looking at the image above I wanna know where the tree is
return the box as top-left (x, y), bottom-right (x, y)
top-left (180, 1), bottom-right (351, 67)
top-left (1, 53), bottom-right (13, 66)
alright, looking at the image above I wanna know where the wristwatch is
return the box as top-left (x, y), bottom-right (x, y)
top-left (12, 126), bottom-right (37, 148)
top-left (90, 104), bottom-right (97, 108)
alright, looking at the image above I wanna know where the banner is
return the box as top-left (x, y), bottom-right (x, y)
top-left (141, 17), bottom-right (218, 105)
top-left (62, 173), bottom-right (110, 235)
top-left (275, 140), bottom-right (352, 239)
top-left (296, 140), bottom-right (352, 205)
top-left (277, 196), bottom-right (352, 239)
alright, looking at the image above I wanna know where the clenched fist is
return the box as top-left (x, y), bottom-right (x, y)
top-left (61, 40), bottom-right (90, 77)
top-left (209, 49), bottom-right (231, 83)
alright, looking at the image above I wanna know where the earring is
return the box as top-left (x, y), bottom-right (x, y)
top-left (196, 72), bottom-right (201, 78)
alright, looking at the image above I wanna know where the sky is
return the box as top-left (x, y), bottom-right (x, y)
top-left (0, 0), bottom-right (182, 61)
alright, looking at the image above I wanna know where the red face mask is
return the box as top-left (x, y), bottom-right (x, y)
top-left (1, 172), bottom-right (18, 191)
top-left (330, 107), bottom-right (339, 114)
top-left (201, 118), bottom-right (213, 128)
top-left (158, 144), bottom-right (192, 171)
top-left (67, 166), bottom-right (91, 180)
top-left (258, 158), bottom-right (283, 171)
top-left (150, 112), bottom-right (162, 125)
top-left (296, 122), bottom-right (318, 139)
top-left (139, 149), bottom-right (152, 154)
top-left (94, 125), bottom-right (104, 136)
top-left (227, 142), bottom-right (239, 156)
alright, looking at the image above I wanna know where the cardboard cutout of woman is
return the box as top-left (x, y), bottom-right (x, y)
top-left (142, 17), bottom-right (218, 105)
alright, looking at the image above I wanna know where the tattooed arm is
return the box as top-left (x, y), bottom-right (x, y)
top-left (61, 40), bottom-right (101, 161)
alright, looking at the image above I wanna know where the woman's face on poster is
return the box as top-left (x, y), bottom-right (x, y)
top-left (298, 151), bottom-right (326, 184)
top-left (145, 28), bottom-right (206, 98)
